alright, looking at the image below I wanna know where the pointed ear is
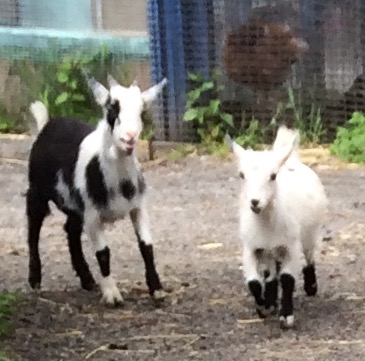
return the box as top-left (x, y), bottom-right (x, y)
top-left (107, 74), bottom-right (120, 88)
top-left (87, 76), bottom-right (110, 106)
top-left (225, 134), bottom-right (246, 158)
top-left (275, 139), bottom-right (295, 167)
top-left (141, 78), bottom-right (167, 107)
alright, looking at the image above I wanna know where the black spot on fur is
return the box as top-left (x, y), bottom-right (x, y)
top-left (96, 246), bottom-right (110, 277)
top-left (106, 100), bottom-right (120, 130)
top-left (137, 174), bottom-right (146, 194)
top-left (86, 156), bottom-right (108, 207)
top-left (119, 179), bottom-right (136, 201)
top-left (73, 189), bottom-right (84, 211)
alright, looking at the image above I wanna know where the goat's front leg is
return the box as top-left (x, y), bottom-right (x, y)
top-left (84, 209), bottom-right (123, 306)
top-left (278, 242), bottom-right (301, 329)
top-left (130, 201), bottom-right (165, 300)
top-left (243, 246), bottom-right (266, 318)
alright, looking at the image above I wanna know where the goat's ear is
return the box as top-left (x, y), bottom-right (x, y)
top-left (85, 76), bottom-right (109, 106)
top-left (225, 134), bottom-right (246, 158)
top-left (107, 74), bottom-right (120, 88)
top-left (141, 78), bottom-right (167, 107)
top-left (275, 140), bottom-right (295, 167)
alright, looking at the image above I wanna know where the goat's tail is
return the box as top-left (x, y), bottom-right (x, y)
top-left (30, 101), bottom-right (49, 134)
top-left (273, 124), bottom-right (300, 156)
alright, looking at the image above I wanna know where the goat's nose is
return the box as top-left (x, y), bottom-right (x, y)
top-left (251, 199), bottom-right (259, 207)
top-left (126, 131), bottom-right (137, 140)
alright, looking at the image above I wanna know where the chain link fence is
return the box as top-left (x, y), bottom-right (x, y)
top-left (149, 0), bottom-right (365, 142)
top-left (0, 0), bottom-right (152, 132)
top-left (0, 0), bottom-right (363, 143)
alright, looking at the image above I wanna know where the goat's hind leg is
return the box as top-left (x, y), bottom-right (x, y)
top-left (130, 203), bottom-right (165, 300)
top-left (64, 213), bottom-right (96, 291)
top-left (26, 188), bottom-right (50, 289)
top-left (263, 260), bottom-right (279, 316)
top-left (302, 232), bottom-right (319, 297)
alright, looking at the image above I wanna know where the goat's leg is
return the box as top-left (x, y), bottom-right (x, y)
top-left (278, 242), bottom-right (301, 329)
top-left (64, 213), bottom-right (96, 291)
top-left (263, 260), bottom-right (279, 316)
top-left (302, 232), bottom-right (319, 297)
top-left (243, 246), bottom-right (266, 318)
top-left (130, 204), bottom-right (164, 300)
top-left (26, 189), bottom-right (49, 289)
top-left (84, 209), bottom-right (123, 306)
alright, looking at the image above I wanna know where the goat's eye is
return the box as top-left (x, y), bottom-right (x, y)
top-left (239, 172), bottom-right (245, 179)
top-left (270, 173), bottom-right (277, 181)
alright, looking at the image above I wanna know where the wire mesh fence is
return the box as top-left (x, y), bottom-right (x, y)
top-left (149, 0), bottom-right (365, 142)
top-left (0, 0), bottom-right (152, 133)
top-left (0, 0), bottom-right (364, 143)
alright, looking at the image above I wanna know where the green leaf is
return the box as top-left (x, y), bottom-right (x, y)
top-left (209, 99), bottom-right (220, 115)
top-left (211, 125), bottom-right (220, 138)
top-left (57, 72), bottom-right (68, 84)
top-left (55, 92), bottom-right (69, 105)
top-left (188, 72), bottom-right (203, 82)
top-left (71, 94), bottom-right (85, 102)
top-left (183, 108), bottom-right (199, 122)
top-left (220, 113), bottom-right (234, 127)
top-left (201, 81), bottom-right (214, 91)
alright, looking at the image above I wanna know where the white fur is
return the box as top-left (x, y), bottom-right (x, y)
top-left (30, 101), bottom-right (49, 133)
top-left (30, 76), bottom-right (167, 305)
top-left (228, 125), bottom-right (328, 327)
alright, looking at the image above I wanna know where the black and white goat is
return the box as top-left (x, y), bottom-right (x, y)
top-left (27, 75), bottom-right (167, 305)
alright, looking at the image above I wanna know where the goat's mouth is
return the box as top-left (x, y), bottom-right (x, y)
top-left (250, 205), bottom-right (262, 214)
top-left (120, 139), bottom-right (137, 155)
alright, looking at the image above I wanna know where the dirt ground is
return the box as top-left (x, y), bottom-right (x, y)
top-left (1, 151), bottom-right (365, 361)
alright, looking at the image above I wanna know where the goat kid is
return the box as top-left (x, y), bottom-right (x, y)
top-left (27, 75), bottom-right (167, 306)
top-left (226, 126), bottom-right (328, 328)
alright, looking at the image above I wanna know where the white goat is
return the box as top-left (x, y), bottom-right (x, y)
top-left (27, 75), bottom-right (167, 306)
top-left (226, 125), bottom-right (328, 328)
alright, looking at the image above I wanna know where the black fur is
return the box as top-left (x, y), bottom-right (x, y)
top-left (248, 280), bottom-right (265, 318)
top-left (96, 246), bottom-right (111, 277)
top-left (86, 156), bottom-right (109, 208)
top-left (27, 117), bottom-right (94, 289)
top-left (303, 264), bottom-right (317, 296)
top-left (264, 279), bottom-right (278, 311)
top-left (280, 273), bottom-right (295, 321)
top-left (119, 179), bottom-right (136, 201)
top-left (106, 100), bottom-right (120, 130)
top-left (64, 213), bottom-right (95, 290)
top-left (137, 174), bottom-right (146, 194)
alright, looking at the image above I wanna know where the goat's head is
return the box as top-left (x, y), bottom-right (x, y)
top-left (87, 74), bottom-right (167, 155)
top-left (226, 135), bottom-right (295, 214)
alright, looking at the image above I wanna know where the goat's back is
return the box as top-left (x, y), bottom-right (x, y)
top-left (277, 160), bottom-right (328, 232)
top-left (29, 117), bottom-right (95, 194)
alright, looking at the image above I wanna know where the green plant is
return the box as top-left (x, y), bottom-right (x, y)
top-left (13, 47), bottom-right (132, 125)
top-left (273, 85), bottom-right (325, 144)
top-left (0, 292), bottom-right (20, 337)
top-left (183, 72), bottom-right (234, 148)
top-left (329, 112), bottom-right (365, 163)
top-left (166, 144), bottom-right (196, 161)
top-left (234, 118), bottom-right (264, 149)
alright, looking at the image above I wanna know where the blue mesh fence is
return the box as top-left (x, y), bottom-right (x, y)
top-left (148, 0), bottom-right (365, 142)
